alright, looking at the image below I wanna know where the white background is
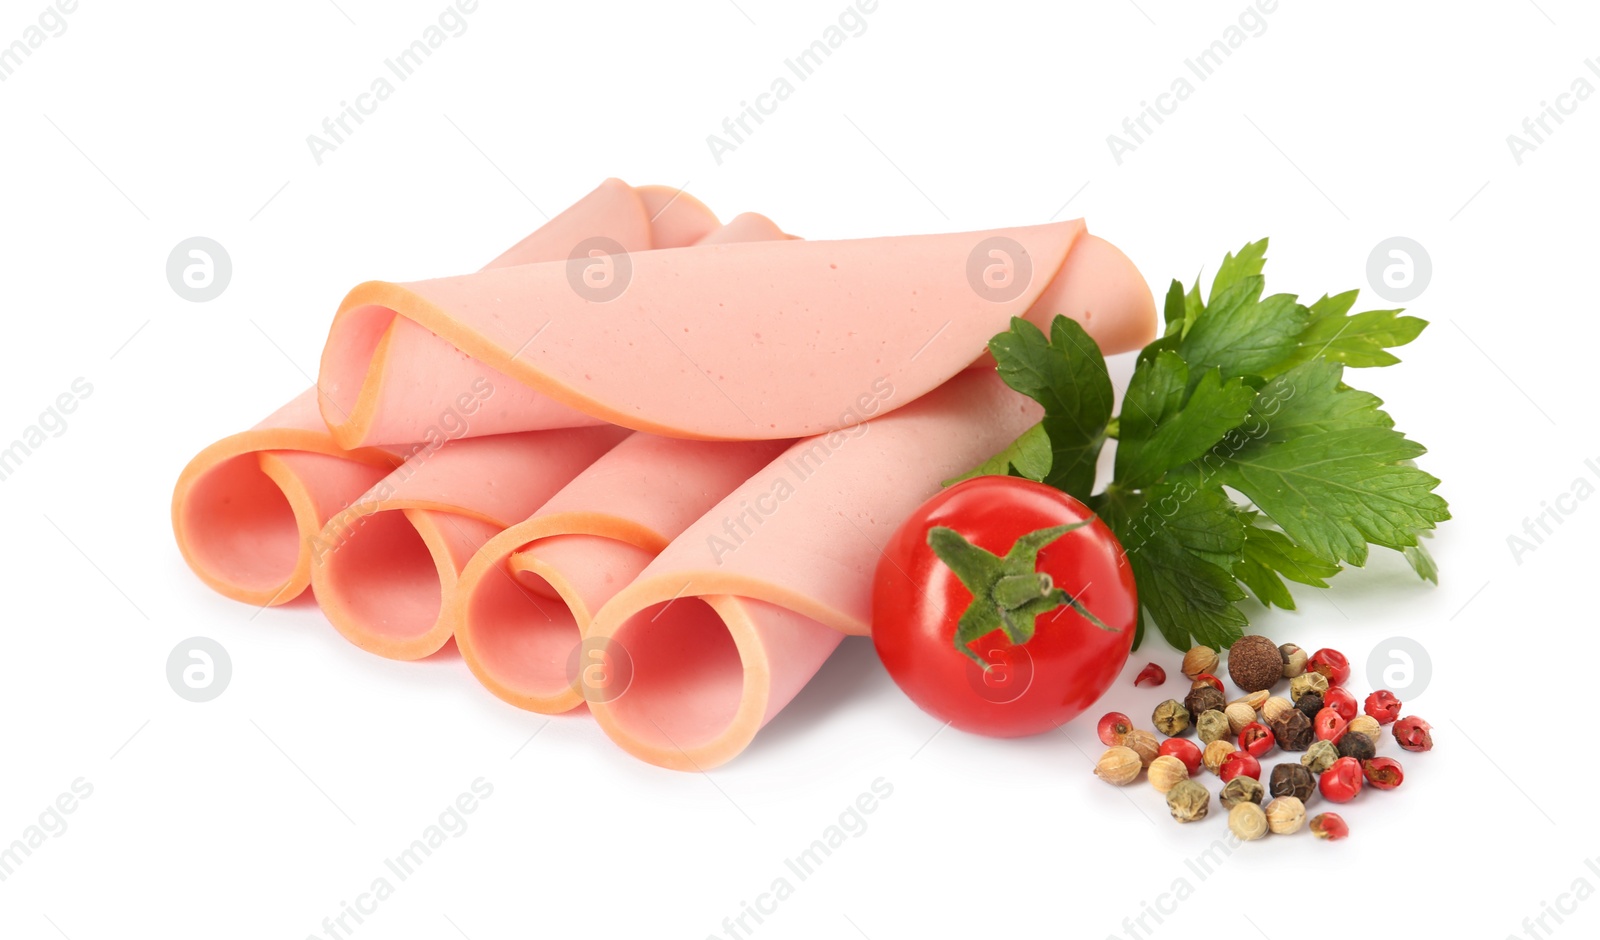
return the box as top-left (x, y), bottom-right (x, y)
top-left (1, 1), bottom-right (1596, 937)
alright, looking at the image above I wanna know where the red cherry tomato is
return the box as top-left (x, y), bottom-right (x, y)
top-left (871, 477), bottom-right (1138, 737)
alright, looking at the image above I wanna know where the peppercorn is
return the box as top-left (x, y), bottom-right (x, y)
top-left (1291, 672), bottom-right (1330, 702)
top-left (1202, 739), bottom-right (1237, 775)
top-left (1279, 642), bottom-right (1308, 678)
top-left (1228, 801), bottom-right (1269, 841)
top-left (1301, 739), bottom-right (1339, 774)
top-left (1307, 648), bottom-right (1351, 686)
top-left (1224, 702), bottom-right (1258, 735)
top-left (1098, 712), bottom-right (1134, 747)
top-left (1153, 699), bottom-right (1191, 737)
top-left (1346, 714), bottom-right (1382, 745)
top-left (1239, 722), bottom-right (1276, 758)
top-left (1269, 763), bottom-right (1316, 802)
top-left (1094, 746), bottom-right (1142, 786)
top-left (1148, 754), bottom-right (1189, 793)
top-left (1323, 686), bottom-right (1357, 722)
top-left (1196, 709), bottom-right (1231, 745)
top-left (1219, 750), bottom-right (1261, 782)
top-left (1134, 663), bottom-right (1167, 687)
top-left (1310, 812), bottom-right (1349, 840)
top-left (1362, 757), bottom-right (1404, 790)
top-left (1269, 708), bottom-right (1314, 751)
top-left (1183, 685), bottom-right (1226, 719)
top-left (1313, 708), bottom-right (1348, 744)
top-left (1261, 696), bottom-right (1294, 724)
top-left (1336, 731), bottom-right (1376, 762)
top-left (1220, 774), bottom-right (1265, 809)
top-left (1228, 635), bottom-right (1283, 693)
top-left (1319, 757), bottom-right (1364, 802)
top-left (1364, 690), bottom-right (1402, 724)
top-left (1393, 716), bottom-right (1433, 752)
top-left (1182, 645), bottom-right (1220, 679)
top-left (1190, 673), bottom-right (1224, 694)
top-left (1125, 729), bottom-right (1161, 767)
top-left (1294, 691), bottom-right (1325, 720)
top-left (1264, 796), bottom-right (1306, 834)
top-left (1159, 738), bottom-right (1203, 777)
top-left (1166, 779), bottom-right (1209, 823)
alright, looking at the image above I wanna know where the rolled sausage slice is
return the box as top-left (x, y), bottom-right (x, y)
top-left (582, 369), bottom-right (1042, 770)
top-left (171, 179), bottom-right (716, 606)
top-left (318, 222), bottom-right (1155, 447)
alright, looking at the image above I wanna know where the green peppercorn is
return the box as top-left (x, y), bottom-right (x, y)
top-left (1294, 690), bottom-right (1325, 720)
top-left (1290, 672), bottom-right (1329, 702)
top-left (1337, 730), bottom-right (1376, 762)
top-left (1269, 763), bottom-right (1316, 802)
top-left (1184, 685), bottom-right (1226, 718)
top-left (1269, 708), bottom-right (1314, 751)
top-left (1196, 709), bottom-right (1231, 745)
top-left (1301, 739), bottom-right (1339, 774)
top-left (1219, 775), bottom-right (1264, 809)
top-left (1153, 699), bottom-right (1192, 737)
top-left (1166, 779), bottom-right (1210, 823)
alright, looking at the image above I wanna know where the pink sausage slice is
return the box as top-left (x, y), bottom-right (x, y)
top-left (310, 426), bottom-right (629, 660)
top-left (318, 222), bottom-right (1155, 446)
top-left (583, 369), bottom-right (1042, 770)
top-left (171, 179), bottom-right (716, 606)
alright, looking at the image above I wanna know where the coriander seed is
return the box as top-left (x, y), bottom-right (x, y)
top-left (1166, 779), bottom-right (1209, 823)
top-left (1261, 696), bottom-right (1295, 725)
top-left (1197, 709), bottom-right (1231, 745)
top-left (1229, 801), bottom-right (1269, 841)
top-left (1182, 645), bottom-right (1220, 680)
top-left (1269, 763), bottom-right (1315, 802)
top-left (1264, 796), bottom-right (1306, 834)
top-left (1149, 754), bottom-right (1189, 793)
top-left (1301, 739), bottom-right (1339, 774)
top-left (1094, 746), bottom-right (1142, 786)
top-left (1202, 739), bottom-right (1237, 775)
top-left (1153, 700), bottom-right (1191, 737)
top-left (1346, 714), bottom-right (1382, 745)
top-left (1125, 729), bottom-right (1161, 768)
top-left (1220, 774), bottom-right (1264, 809)
top-left (1225, 702), bottom-right (1258, 735)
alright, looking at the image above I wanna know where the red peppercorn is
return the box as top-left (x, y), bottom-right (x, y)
top-left (1238, 722), bottom-right (1276, 758)
top-left (1364, 690), bottom-right (1402, 724)
top-left (1319, 757), bottom-right (1364, 802)
top-left (1159, 738), bottom-right (1203, 776)
top-left (1313, 707), bottom-right (1348, 743)
top-left (1134, 663), bottom-right (1167, 687)
top-left (1393, 715), bottom-right (1434, 752)
top-left (1219, 750), bottom-right (1261, 782)
top-left (1307, 648), bottom-right (1350, 686)
top-left (1363, 757), bottom-right (1404, 790)
top-left (1310, 812), bottom-right (1349, 841)
top-left (1323, 686), bottom-right (1357, 722)
top-left (1097, 712), bottom-right (1133, 747)
top-left (1190, 673), bottom-right (1224, 694)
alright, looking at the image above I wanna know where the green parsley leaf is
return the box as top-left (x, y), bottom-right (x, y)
top-left (1115, 351), bottom-right (1256, 489)
top-left (944, 423), bottom-right (1051, 485)
top-left (987, 316), bottom-right (1114, 499)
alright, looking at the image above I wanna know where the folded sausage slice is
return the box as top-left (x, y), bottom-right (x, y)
top-left (171, 179), bottom-right (716, 606)
top-left (582, 369), bottom-right (1042, 770)
top-left (318, 222), bottom-right (1155, 446)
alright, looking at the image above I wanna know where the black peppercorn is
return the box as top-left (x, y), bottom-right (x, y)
top-left (1269, 708), bottom-right (1314, 751)
top-left (1183, 685), bottom-right (1226, 718)
top-left (1295, 691), bottom-right (1324, 720)
top-left (1269, 763), bottom-right (1315, 802)
top-left (1336, 731), bottom-right (1376, 762)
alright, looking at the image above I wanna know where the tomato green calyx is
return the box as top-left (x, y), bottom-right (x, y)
top-left (926, 522), bottom-right (1115, 669)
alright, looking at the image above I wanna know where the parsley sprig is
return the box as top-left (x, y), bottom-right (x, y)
top-left (955, 239), bottom-right (1449, 651)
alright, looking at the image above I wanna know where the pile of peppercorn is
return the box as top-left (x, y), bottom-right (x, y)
top-left (1091, 635), bottom-right (1434, 841)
